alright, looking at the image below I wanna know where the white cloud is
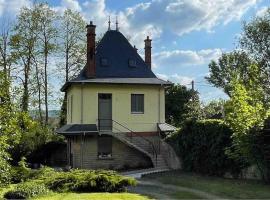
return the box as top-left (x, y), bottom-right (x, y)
top-left (154, 48), bottom-right (222, 68)
top-left (53, 0), bottom-right (82, 14)
top-left (0, 0), bottom-right (32, 17)
top-left (47, 0), bottom-right (258, 49)
top-left (61, 0), bottom-right (81, 11)
top-left (124, 0), bottom-right (258, 36)
top-left (256, 6), bottom-right (268, 17)
top-left (157, 73), bottom-right (193, 86)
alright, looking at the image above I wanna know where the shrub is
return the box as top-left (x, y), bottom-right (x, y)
top-left (4, 181), bottom-right (49, 199)
top-left (44, 169), bottom-right (136, 192)
top-left (10, 157), bottom-right (31, 183)
top-left (167, 119), bottom-right (242, 177)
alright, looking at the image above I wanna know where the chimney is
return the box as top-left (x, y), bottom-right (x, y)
top-left (134, 45), bottom-right (138, 53)
top-left (85, 21), bottom-right (96, 78)
top-left (144, 36), bottom-right (152, 68)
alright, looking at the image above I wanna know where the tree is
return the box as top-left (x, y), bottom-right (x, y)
top-left (0, 18), bottom-right (14, 105)
top-left (202, 100), bottom-right (225, 119)
top-left (224, 64), bottom-right (270, 180)
top-left (240, 8), bottom-right (270, 98)
top-left (0, 71), bottom-right (21, 184)
top-left (165, 84), bottom-right (201, 126)
top-left (206, 51), bottom-right (252, 96)
top-left (10, 6), bottom-right (39, 112)
top-left (58, 9), bottom-right (86, 126)
top-left (35, 3), bottom-right (58, 125)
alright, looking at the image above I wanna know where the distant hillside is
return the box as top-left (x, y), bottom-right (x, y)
top-left (29, 110), bottom-right (61, 118)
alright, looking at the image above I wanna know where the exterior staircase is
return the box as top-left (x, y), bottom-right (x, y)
top-left (110, 132), bottom-right (169, 170)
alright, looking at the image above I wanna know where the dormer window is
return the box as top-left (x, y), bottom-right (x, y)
top-left (101, 58), bottom-right (109, 66)
top-left (128, 59), bottom-right (137, 67)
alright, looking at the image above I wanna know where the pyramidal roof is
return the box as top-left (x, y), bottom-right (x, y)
top-left (61, 30), bottom-right (171, 91)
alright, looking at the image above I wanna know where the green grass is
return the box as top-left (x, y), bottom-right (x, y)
top-left (0, 184), bottom-right (15, 198)
top-left (130, 183), bottom-right (201, 199)
top-left (143, 170), bottom-right (270, 199)
top-left (34, 192), bottom-right (150, 200)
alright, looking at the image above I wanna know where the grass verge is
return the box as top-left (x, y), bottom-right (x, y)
top-left (143, 170), bottom-right (270, 199)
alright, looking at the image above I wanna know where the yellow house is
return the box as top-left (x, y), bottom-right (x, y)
top-left (57, 21), bottom-right (178, 171)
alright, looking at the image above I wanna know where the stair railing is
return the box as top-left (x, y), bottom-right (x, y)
top-left (98, 119), bottom-right (158, 166)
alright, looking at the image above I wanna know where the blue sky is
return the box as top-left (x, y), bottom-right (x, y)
top-left (0, 0), bottom-right (269, 108)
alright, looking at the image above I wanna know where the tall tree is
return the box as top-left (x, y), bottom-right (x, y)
top-left (58, 9), bottom-right (86, 126)
top-left (10, 7), bottom-right (39, 112)
top-left (240, 8), bottom-right (270, 98)
top-left (206, 51), bottom-right (252, 96)
top-left (165, 84), bottom-right (201, 126)
top-left (0, 18), bottom-right (13, 105)
top-left (35, 3), bottom-right (58, 125)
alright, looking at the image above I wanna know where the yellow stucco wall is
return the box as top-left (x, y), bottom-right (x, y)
top-left (66, 84), bottom-right (165, 132)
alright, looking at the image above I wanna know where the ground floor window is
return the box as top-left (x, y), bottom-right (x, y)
top-left (97, 135), bottom-right (112, 158)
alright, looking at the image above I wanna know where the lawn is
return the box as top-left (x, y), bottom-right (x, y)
top-left (0, 187), bottom-right (150, 200)
top-left (142, 170), bottom-right (270, 199)
top-left (35, 192), bottom-right (150, 200)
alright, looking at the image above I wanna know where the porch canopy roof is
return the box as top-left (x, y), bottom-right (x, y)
top-left (158, 123), bottom-right (177, 132)
top-left (56, 124), bottom-right (98, 136)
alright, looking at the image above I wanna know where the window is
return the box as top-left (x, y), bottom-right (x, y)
top-left (100, 58), bottom-right (109, 66)
top-left (131, 94), bottom-right (144, 113)
top-left (128, 59), bottom-right (137, 67)
top-left (97, 135), bottom-right (112, 158)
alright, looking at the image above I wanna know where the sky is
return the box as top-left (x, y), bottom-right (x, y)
top-left (0, 0), bottom-right (269, 108)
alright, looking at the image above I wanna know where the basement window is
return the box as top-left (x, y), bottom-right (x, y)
top-left (97, 135), bottom-right (112, 158)
top-left (131, 94), bottom-right (144, 114)
top-left (100, 58), bottom-right (109, 66)
top-left (128, 59), bottom-right (137, 67)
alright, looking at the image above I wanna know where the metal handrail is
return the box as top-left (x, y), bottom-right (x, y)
top-left (98, 118), bottom-right (158, 165)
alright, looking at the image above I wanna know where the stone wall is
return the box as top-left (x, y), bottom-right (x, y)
top-left (70, 135), bottom-right (153, 170)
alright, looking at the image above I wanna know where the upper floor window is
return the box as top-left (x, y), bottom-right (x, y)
top-left (131, 94), bottom-right (144, 114)
top-left (128, 59), bottom-right (137, 67)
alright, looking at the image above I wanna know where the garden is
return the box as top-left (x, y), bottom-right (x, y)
top-left (0, 163), bottom-right (140, 199)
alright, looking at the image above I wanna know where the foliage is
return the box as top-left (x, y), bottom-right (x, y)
top-left (166, 119), bottom-right (242, 177)
top-left (240, 8), bottom-right (270, 97)
top-left (4, 181), bottom-right (49, 199)
top-left (27, 140), bottom-right (66, 165)
top-left (224, 78), bottom-right (268, 135)
top-left (0, 137), bottom-right (11, 185)
top-left (202, 100), bottom-right (225, 119)
top-left (206, 51), bottom-right (252, 96)
top-left (165, 84), bottom-right (201, 126)
top-left (10, 114), bottom-right (59, 164)
top-left (0, 72), bottom-right (21, 185)
top-left (224, 65), bottom-right (270, 181)
top-left (43, 169), bottom-right (136, 193)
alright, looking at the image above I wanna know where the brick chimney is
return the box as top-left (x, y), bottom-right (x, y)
top-left (144, 36), bottom-right (152, 68)
top-left (85, 21), bottom-right (96, 78)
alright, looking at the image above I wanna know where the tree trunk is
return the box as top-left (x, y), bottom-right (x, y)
top-left (44, 45), bottom-right (48, 125)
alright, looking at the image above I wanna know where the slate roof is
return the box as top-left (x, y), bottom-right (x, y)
top-left (56, 124), bottom-right (98, 135)
top-left (61, 30), bottom-right (171, 91)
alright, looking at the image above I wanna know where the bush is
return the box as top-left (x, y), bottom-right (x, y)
top-left (44, 169), bottom-right (136, 192)
top-left (10, 157), bottom-right (31, 183)
top-left (4, 181), bottom-right (49, 199)
top-left (167, 119), bottom-right (242, 177)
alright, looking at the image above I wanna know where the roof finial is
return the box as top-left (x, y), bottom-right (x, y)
top-left (116, 16), bottom-right (119, 31)
top-left (108, 16), bottom-right (111, 31)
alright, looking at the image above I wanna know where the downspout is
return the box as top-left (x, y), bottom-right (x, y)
top-left (80, 84), bottom-right (83, 124)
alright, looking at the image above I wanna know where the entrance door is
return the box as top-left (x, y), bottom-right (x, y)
top-left (98, 93), bottom-right (112, 131)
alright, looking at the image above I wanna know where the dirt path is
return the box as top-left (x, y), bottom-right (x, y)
top-left (130, 180), bottom-right (226, 200)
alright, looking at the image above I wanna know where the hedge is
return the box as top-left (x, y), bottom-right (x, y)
top-left (4, 181), bottom-right (49, 199)
top-left (166, 119), bottom-right (242, 177)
